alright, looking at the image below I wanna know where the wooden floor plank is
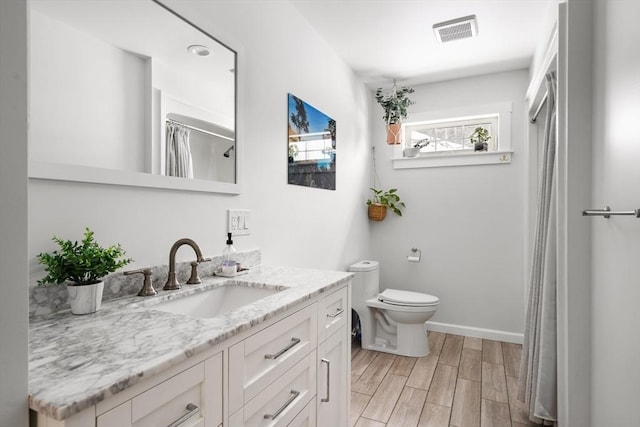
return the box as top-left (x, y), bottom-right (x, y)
top-left (463, 337), bottom-right (483, 351)
top-left (407, 354), bottom-right (438, 390)
top-left (352, 353), bottom-right (395, 395)
top-left (352, 348), bottom-right (378, 376)
top-left (450, 378), bottom-right (481, 427)
top-left (355, 418), bottom-right (386, 427)
top-left (387, 386), bottom-right (428, 427)
top-left (480, 399), bottom-right (511, 427)
top-left (481, 361), bottom-right (509, 403)
top-left (417, 402), bottom-right (451, 427)
top-left (426, 364), bottom-right (458, 407)
top-left (439, 334), bottom-right (464, 367)
top-left (351, 392), bottom-right (372, 427)
top-left (502, 342), bottom-right (522, 378)
top-left (458, 348), bottom-right (482, 382)
top-left (428, 331), bottom-right (447, 356)
top-left (362, 373), bottom-right (408, 422)
top-left (390, 355), bottom-right (418, 376)
top-left (482, 340), bottom-right (504, 364)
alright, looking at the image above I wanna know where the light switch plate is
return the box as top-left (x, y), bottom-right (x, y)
top-left (228, 209), bottom-right (251, 235)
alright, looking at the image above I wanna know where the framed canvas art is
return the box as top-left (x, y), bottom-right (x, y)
top-left (287, 94), bottom-right (336, 190)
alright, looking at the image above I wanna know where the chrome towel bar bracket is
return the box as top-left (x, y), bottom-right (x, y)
top-left (582, 205), bottom-right (640, 219)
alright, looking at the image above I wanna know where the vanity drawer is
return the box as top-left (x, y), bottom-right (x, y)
top-left (288, 397), bottom-right (316, 427)
top-left (229, 303), bottom-right (318, 414)
top-left (318, 286), bottom-right (348, 342)
top-left (97, 352), bottom-right (222, 427)
top-left (229, 351), bottom-right (316, 427)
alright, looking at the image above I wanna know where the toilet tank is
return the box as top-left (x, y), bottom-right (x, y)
top-left (349, 260), bottom-right (379, 300)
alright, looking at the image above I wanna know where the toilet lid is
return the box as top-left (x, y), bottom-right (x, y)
top-left (378, 288), bottom-right (439, 307)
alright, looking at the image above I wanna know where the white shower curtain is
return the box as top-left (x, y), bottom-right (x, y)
top-left (165, 122), bottom-right (193, 178)
top-left (518, 71), bottom-right (557, 424)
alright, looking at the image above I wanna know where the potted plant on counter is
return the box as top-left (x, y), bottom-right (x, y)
top-left (366, 188), bottom-right (405, 221)
top-left (375, 81), bottom-right (415, 145)
top-left (37, 227), bottom-right (132, 315)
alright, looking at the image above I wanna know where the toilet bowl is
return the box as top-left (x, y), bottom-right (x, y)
top-left (350, 260), bottom-right (439, 357)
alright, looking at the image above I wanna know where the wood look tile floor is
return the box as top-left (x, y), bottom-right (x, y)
top-left (351, 332), bottom-right (537, 427)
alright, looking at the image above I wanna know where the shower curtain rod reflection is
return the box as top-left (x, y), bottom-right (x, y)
top-left (166, 118), bottom-right (234, 142)
top-left (530, 91), bottom-right (548, 124)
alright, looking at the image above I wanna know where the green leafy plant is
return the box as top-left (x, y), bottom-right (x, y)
top-left (366, 188), bottom-right (405, 216)
top-left (374, 84), bottom-right (415, 124)
top-left (37, 227), bottom-right (132, 286)
top-left (470, 127), bottom-right (491, 145)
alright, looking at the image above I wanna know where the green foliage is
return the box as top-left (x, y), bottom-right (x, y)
top-left (37, 227), bottom-right (132, 286)
top-left (374, 85), bottom-right (415, 124)
top-left (470, 127), bottom-right (491, 144)
top-left (366, 188), bottom-right (405, 216)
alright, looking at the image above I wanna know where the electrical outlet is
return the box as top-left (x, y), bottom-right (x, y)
top-left (228, 209), bottom-right (251, 236)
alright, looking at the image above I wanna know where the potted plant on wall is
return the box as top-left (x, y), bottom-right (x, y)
top-left (366, 188), bottom-right (405, 221)
top-left (470, 126), bottom-right (491, 152)
top-left (375, 81), bottom-right (415, 145)
top-left (37, 227), bottom-right (132, 315)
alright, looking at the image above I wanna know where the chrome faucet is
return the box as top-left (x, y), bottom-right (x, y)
top-left (163, 238), bottom-right (210, 290)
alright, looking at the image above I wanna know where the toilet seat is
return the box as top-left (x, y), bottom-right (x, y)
top-left (378, 288), bottom-right (439, 307)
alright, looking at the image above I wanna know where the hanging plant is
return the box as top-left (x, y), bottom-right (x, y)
top-left (375, 81), bottom-right (415, 144)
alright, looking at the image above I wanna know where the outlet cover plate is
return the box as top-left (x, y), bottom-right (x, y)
top-left (228, 209), bottom-right (250, 235)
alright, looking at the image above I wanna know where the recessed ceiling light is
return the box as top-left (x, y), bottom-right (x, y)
top-left (187, 44), bottom-right (211, 56)
top-left (433, 15), bottom-right (478, 43)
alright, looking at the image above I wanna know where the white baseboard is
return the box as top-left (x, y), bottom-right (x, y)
top-left (426, 321), bottom-right (523, 344)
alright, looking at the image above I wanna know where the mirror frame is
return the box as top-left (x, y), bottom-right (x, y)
top-left (28, 0), bottom-right (244, 195)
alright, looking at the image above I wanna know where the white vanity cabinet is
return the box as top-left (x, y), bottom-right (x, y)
top-left (32, 280), bottom-right (351, 427)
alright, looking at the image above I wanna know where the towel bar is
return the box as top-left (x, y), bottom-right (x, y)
top-left (581, 206), bottom-right (640, 219)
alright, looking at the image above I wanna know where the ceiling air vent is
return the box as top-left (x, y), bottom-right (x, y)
top-left (433, 15), bottom-right (478, 43)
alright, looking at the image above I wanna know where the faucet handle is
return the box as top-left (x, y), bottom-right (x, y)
top-left (186, 261), bottom-right (202, 285)
top-left (124, 268), bottom-right (157, 297)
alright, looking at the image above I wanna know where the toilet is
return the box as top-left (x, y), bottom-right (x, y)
top-left (350, 260), bottom-right (439, 357)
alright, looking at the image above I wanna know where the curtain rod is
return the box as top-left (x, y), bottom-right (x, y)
top-left (166, 118), bottom-right (234, 142)
top-left (530, 91), bottom-right (548, 124)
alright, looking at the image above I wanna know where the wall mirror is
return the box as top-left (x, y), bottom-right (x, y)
top-left (28, 0), bottom-right (241, 194)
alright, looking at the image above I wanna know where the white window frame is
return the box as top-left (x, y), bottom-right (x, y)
top-left (392, 102), bottom-right (513, 169)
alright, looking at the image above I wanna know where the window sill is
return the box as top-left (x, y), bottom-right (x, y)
top-left (392, 150), bottom-right (513, 169)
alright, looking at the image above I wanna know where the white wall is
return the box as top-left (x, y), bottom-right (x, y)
top-left (370, 70), bottom-right (529, 339)
top-left (29, 0), bottom-right (372, 287)
top-left (30, 9), bottom-right (146, 172)
top-left (0, 0), bottom-right (29, 424)
top-left (591, 0), bottom-right (640, 423)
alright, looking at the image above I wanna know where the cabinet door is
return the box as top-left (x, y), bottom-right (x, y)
top-left (317, 328), bottom-right (348, 427)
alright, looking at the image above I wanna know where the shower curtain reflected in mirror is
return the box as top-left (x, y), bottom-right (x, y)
top-left (165, 122), bottom-right (193, 179)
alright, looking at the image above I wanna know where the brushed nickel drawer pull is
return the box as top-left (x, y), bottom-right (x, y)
top-left (264, 389), bottom-right (300, 420)
top-left (321, 358), bottom-right (330, 402)
top-left (167, 403), bottom-right (199, 427)
top-left (326, 308), bottom-right (344, 318)
top-left (264, 337), bottom-right (301, 360)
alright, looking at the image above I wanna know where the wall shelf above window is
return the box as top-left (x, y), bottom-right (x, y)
top-left (393, 149), bottom-right (513, 169)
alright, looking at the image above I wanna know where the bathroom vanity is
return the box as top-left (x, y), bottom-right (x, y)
top-left (29, 266), bottom-right (352, 427)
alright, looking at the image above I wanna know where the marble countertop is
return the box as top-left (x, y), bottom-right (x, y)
top-left (28, 265), bottom-right (353, 421)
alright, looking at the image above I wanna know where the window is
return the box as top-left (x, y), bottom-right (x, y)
top-left (406, 115), bottom-right (499, 154)
top-left (392, 102), bottom-right (513, 169)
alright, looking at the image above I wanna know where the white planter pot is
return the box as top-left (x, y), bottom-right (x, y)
top-left (67, 281), bottom-right (104, 315)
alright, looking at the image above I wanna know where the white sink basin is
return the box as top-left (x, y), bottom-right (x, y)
top-left (151, 284), bottom-right (281, 319)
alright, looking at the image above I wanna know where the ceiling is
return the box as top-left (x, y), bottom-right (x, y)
top-left (291, 0), bottom-right (558, 88)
